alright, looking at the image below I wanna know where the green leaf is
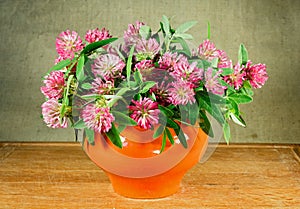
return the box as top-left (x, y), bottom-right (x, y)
top-left (105, 95), bottom-right (124, 107)
top-left (111, 111), bottom-right (137, 126)
top-left (117, 125), bottom-right (126, 133)
top-left (238, 44), bottom-right (248, 65)
top-left (187, 103), bottom-right (199, 125)
top-left (161, 15), bottom-right (171, 37)
top-left (104, 94), bottom-right (123, 99)
top-left (200, 59), bottom-right (211, 69)
top-left (221, 68), bottom-right (234, 76)
top-left (165, 128), bottom-right (175, 145)
top-left (149, 92), bottom-right (157, 101)
top-left (195, 85), bottom-right (204, 92)
top-left (166, 118), bottom-right (178, 129)
top-left (63, 74), bottom-right (74, 106)
top-left (207, 21), bottom-right (211, 39)
top-left (219, 79), bottom-right (235, 92)
top-left (229, 94), bottom-right (253, 104)
top-left (81, 38), bottom-right (118, 55)
top-left (197, 93), bottom-right (225, 125)
top-left (47, 59), bottom-right (71, 74)
top-left (174, 125), bottom-right (188, 148)
top-left (134, 93), bottom-right (141, 101)
top-left (59, 103), bottom-right (66, 123)
top-left (173, 49), bottom-right (190, 57)
top-left (171, 121), bottom-right (188, 148)
top-left (240, 80), bottom-right (254, 96)
top-left (76, 55), bottom-right (85, 82)
top-left (64, 59), bottom-right (77, 77)
top-left (167, 104), bottom-right (176, 110)
top-left (211, 57), bottom-right (219, 68)
top-left (152, 32), bottom-right (160, 45)
top-left (73, 119), bottom-right (86, 129)
top-left (173, 33), bottom-right (193, 40)
top-left (241, 87), bottom-right (254, 97)
top-left (199, 110), bottom-right (214, 137)
top-left (127, 45), bottom-right (135, 87)
top-left (139, 81), bottom-right (156, 94)
top-left (243, 80), bottom-right (252, 89)
top-left (223, 122), bottom-right (231, 144)
top-left (227, 98), bottom-right (239, 115)
top-left (81, 83), bottom-right (92, 90)
top-left (230, 112), bottom-right (246, 127)
top-left (153, 125), bottom-right (165, 139)
top-left (81, 94), bottom-right (101, 100)
top-left (175, 21), bottom-right (197, 34)
top-left (105, 123), bottom-right (122, 148)
top-left (207, 92), bottom-right (227, 104)
top-left (139, 25), bottom-right (151, 40)
top-left (116, 87), bottom-right (131, 96)
top-left (85, 128), bottom-right (95, 145)
top-left (133, 70), bottom-right (143, 85)
top-left (172, 37), bottom-right (191, 57)
top-left (160, 131), bottom-right (167, 153)
top-left (158, 105), bottom-right (174, 117)
top-left (113, 46), bottom-right (126, 61)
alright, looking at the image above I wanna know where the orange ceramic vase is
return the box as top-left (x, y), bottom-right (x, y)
top-left (84, 125), bottom-right (208, 199)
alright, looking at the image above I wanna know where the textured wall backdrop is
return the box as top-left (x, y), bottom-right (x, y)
top-left (0, 0), bottom-right (299, 143)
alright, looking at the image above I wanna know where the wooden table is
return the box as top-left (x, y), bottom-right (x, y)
top-left (1, 143), bottom-right (299, 208)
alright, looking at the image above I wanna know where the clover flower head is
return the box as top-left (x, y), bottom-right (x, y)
top-left (92, 54), bottom-right (125, 80)
top-left (204, 67), bottom-right (227, 95)
top-left (245, 61), bottom-right (268, 88)
top-left (85, 27), bottom-right (112, 43)
top-left (81, 103), bottom-right (114, 133)
top-left (128, 97), bottom-right (160, 130)
top-left (135, 38), bottom-right (160, 61)
top-left (91, 77), bottom-right (114, 95)
top-left (223, 62), bottom-right (246, 90)
top-left (197, 39), bottom-right (217, 60)
top-left (124, 21), bottom-right (145, 46)
top-left (168, 80), bottom-right (196, 105)
top-left (135, 60), bottom-right (154, 71)
top-left (41, 99), bottom-right (68, 128)
top-left (158, 52), bottom-right (179, 70)
top-left (56, 30), bottom-right (84, 59)
top-left (40, 71), bottom-right (65, 99)
top-left (212, 49), bottom-right (232, 69)
top-left (172, 59), bottom-right (204, 86)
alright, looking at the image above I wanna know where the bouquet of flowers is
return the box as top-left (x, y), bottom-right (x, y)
top-left (40, 15), bottom-right (268, 149)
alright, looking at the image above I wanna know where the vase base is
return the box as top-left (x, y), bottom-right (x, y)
top-left (85, 127), bottom-right (208, 199)
top-left (106, 172), bottom-right (184, 199)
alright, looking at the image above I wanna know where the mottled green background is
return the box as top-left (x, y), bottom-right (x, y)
top-left (0, 0), bottom-right (299, 143)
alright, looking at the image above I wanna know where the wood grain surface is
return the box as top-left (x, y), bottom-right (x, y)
top-left (0, 143), bottom-right (299, 209)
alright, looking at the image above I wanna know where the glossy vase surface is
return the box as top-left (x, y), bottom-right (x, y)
top-left (84, 125), bottom-right (208, 199)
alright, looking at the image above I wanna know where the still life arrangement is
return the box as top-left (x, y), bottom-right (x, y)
top-left (40, 15), bottom-right (268, 198)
